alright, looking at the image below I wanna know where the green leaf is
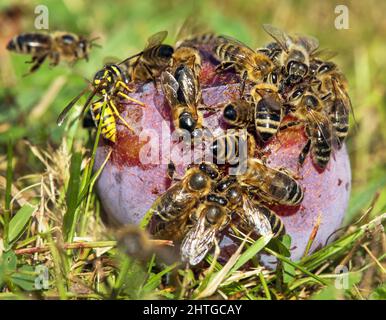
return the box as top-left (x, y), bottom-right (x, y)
top-left (8, 205), bottom-right (36, 244)
top-left (231, 234), bottom-right (273, 273)
top-left (280, 235), bottom-right (296, 284)
top-left (346, 175), bottom-right (386, 224)
top-left (63, 151), bottom-right (82, 242)
top-left (11, 265), bottom-right (37, 291)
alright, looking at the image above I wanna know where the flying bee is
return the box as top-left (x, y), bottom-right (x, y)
top-left (180, 194), bottom-right (231, 266)
top-left (216, 176), bottom-right (285, 238)
top-left (151, 162), bottom-right (220, 241)
top-left (214, 35), bottom-right (274, 95)
top-left (117, 225), bottom-right (175, 264)
top-left (161, 64), bottom-right (202, 133)
top-left (239, 158), bottom-right (304, 206)
top-left (262, 24), bottom-right (319, 83)
top-left (121, 31), bottom-right (174, 83)
top-left (56, 63), bottom-right (145, 143)
top-left (250, 81), bottom-right (284, 142)
top-left (7, 31), bottom-right (99, 74)
top-left (210, 130), bottom-right (256, 167)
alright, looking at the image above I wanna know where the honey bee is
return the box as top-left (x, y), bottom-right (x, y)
top-left (117, 225), bottom-right (175, 264)
top-left (222, 99), bottom-right (254, 129)
top-left (180, 194), bottom-right (231, 266)
top-left (239, 158), bottom-right (304, 206)
top-left (57, 63), bottom-right (144, 143)
top-left (284, 92), bottom-right (334, 169)
top-left (151, 162), bottom-right (220, 241)
top-left (122, 31), bottom-right (174, 83)
top-left (216, 176), bottom-right (285, 238)
top-left (7, 31), bottom-right (98, 74)
top-left (170, 46), bottom-right (202, 79)
top-left (161, 64), bottom-right (202, 133)
top-left (250, 81), bottom-right (284, 142)
top-left (214, 35), bottom-right (274, 94)
top-left (313, 62), bottom-right (351, 147)
top-left (329, 79), bottom-right (350, 148)
top-left (263, 24), bottom-right (319, 83)
top-left (210, 130), bottom-right (255, 166)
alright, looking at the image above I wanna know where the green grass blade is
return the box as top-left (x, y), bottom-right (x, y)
top-left (8, 204), bottom-right (36, 245)
top-left (63, 151), bottom-right (82, 242)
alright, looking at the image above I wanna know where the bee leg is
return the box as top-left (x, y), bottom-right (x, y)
top-left (298, 139), bottom-right (311, 169)
top-left (215, 62), bottom-right (235, 73)
top-left (109, 99), bottom-right (135, 134)
top-left (25, 56), bottom-right (38, 64)
top-left (239, 71), bottom-right (247, 97)
top-left (279, 121), bottom-right (301, 131)
top-left (23, 54), bottom-right (48, 76)
top-left (167, 161), bottom-right (176, 180)
top-left (49, 52), bottom-right (60, 67)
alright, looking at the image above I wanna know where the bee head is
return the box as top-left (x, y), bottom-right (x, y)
top-left (303, 94), bottom-right (320, 110)
top-left (287, 60), bottom-right (308, 78)
top-left (223, 103), bottom-right (238, 123)
top-left (158, 45), bottom-right (174, 59)
top-left (179, 112), bottom-right (196, 133)
top-left (199, 162), bottom-right (219, 180)
top-left (204, 204), bottom-right (224, 225)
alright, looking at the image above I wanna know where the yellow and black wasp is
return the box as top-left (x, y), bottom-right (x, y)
top-left (57, 63), bottom-right (145, 143)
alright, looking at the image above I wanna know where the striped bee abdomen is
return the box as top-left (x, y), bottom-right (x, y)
top-left (254, 97), bottom-right (283, 142)
top-left (329, 99), bottom-right (348, 147)
top-left (7, 33), bottom-right (51, 55)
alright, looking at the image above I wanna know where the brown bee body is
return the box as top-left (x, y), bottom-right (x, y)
top-left (152, 162), bottom-right (220, 241)
top-left (161, 64), bottom-right (202, 133)
top-left (216, 176), bottom-right (285, 238)
top-left (263, 24), bottom-right (319, 83)
top-left (7, 31), bottom-right (96, 74)
top-left (240, 158), bottom-right (304, 206)
top-left (180, 193), bottom-right (230, 266)
top-left (250, 83), bottom-right (284, 142)
top-left (214, 36), bottom-right (274, 93)
top-left (124, 31), bottom-right (174, 82)
top-left (210, 131), bottom-right (255, 166)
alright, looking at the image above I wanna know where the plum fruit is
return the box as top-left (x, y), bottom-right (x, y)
top-left (93, 56), bottom-right (351, 262)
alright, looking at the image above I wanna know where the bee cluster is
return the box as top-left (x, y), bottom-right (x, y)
top-left (148, 25), bottom-right (352, 266)
top-left (7, 24), bottom-right (351, 266)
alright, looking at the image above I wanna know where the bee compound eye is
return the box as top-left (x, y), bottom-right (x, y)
top-left (227, 187), bottom-right (242, 204)
top-left (179, 113), bottom-right (196, 133)
top-left (223, 104), bottom-right (237, 121)
top-left (159, 45), bottom-right (174, 58)
top-left (189, 172), bottom-right (207, 191)
top-left (304, 95), bottom-right (319, 109)
top-left (205, 205), bottom-right (222, 224)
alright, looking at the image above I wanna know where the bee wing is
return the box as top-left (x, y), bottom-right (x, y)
top-left (180, 216), bottom-right (217, 266)
top-left (309, 109), bottom-right (335, 148)
top-left (160, 71), bottom-right (179, 106)
top-left (177, 65), bottom-right (198, 108)
top-left (293, 33), bottom-right (319, 53)
top-left (262, 24), bottom-right (291, 52)
top-left (146, 30), bottom-right (168, 49)
top-left (242, 195), bottom-right (272, 237)
top-left (312, 48), bottom-right (338, 61)
top-left (217, 34), bottom-right (256, 53)
top-left (56, 86), bottom-right (90, 126)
